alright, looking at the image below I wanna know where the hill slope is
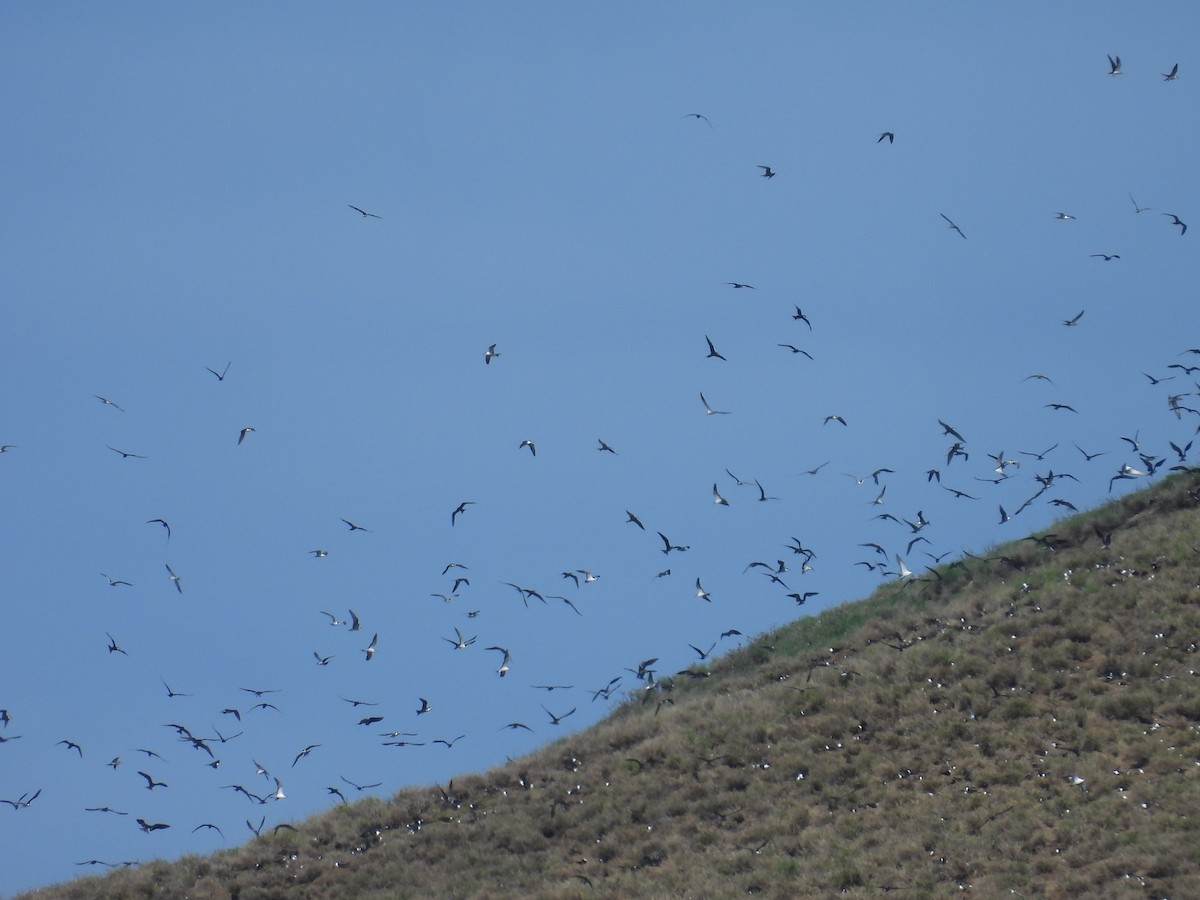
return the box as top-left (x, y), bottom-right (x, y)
top-left (23, 473), bottom-right (1200, 899)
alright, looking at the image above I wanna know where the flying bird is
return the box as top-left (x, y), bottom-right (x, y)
top-left (700, 392), bottom-right (730, 415)
top-left (519, 439), bottom-right (537, 456)
top-left (682, 113), bottom-right (712, 127)
top-left (878, 131), bottom-right (894, 143)
top-left (542, 705), bottom-right (576, 725)
top-left (1163, 63), bottom-right (1179, 81)
top-left (597, 439), bottom-right (617, 453)
top-left (106, 633), bottom-right (127, 656)
top-left (792, 307), bottom-right (812, 329)
top-left (1090, 254), bottom-right (1120, 261)
top-left (486, 645), bottom-right (511, 676)
top-left (107, 446), bottom-right (146, 459)
top-left (138, 771), bottom-right (168, 790)
top-left (165, 564), bottom-right (183, 594)
top-left (341, 518), bottom-right (371, 532)
top-left (1129, 193), bottom-right (1151, 214)
top-left (626, 510), bottom-right (645, 530)
top-left (1054, 212), bottom-right (1075, 220)
top-left (93, 395), bottom-right (124, 411)
top-left (451, 501), bottom-right (475, 526)
top-left (726, 282), bottom-right (756, 289)
top-left (363, 633), bottom-right (378, 661)
top-left (712, 483), bottom-right (730, 506)
top-left (237, 427), bottom-right (255, 445)
top-left (940, 213), bottom-right (967, 239)
top-left (205, 361), bottom-right (231, 381)
top-left (705, 335), bottom-right (726, 361)
top-left (137, 819), bottom-right (170, 832)
top-left (484, 343), bottom-right (500, 364)
top-left (824, 414), bottom-right (847, 426)
top-left (1164, 213), bottom-right (1188, 235)
top-left (695, 578), bottom-right (711, 602)
top-left (777, 344), bottom-right (813, 358)
top-left (757, 165), bottom-right (776, 178)
top-left (101, 573), bottom-right (132, 587)
top-left (292, 744), bottom-right (321, 767)
top-left (1062, 310), bottom-right (1085, 327)
top-left (147, 518), bottom-right (171, 540)
top-left (348, 204), bottom-right (382, 219)
top-left (1107, 54), bottom-right (1121, 76)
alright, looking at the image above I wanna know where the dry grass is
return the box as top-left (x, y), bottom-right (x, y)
top-left (19, 473), bottom-right (1200, 899)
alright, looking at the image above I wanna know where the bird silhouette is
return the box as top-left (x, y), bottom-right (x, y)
top-left (757, 165), bottom-right (776, 178)
top-left (348, 204), bottom-right (381, 218)
top-left (1164, 213), bottom-right (1188, 235)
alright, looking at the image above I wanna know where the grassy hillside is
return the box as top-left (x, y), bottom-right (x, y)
top-left (22, 473), bottom-right (1200, 899)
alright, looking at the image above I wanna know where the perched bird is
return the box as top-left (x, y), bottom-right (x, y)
top-left (878, 131), bottom-right (894, 143)
top-left (1164, 213), bottom-right (1188, 235)
top-left (757, 165), bottom-right (776, 178)
top-left (484, 343), bottom-right (500, 365)
top-left (237, 427), bottom-right (255, 445)
top-left (1163, 63), bottom-right (1179, 81)
top-left (348, 204), bottom-right (381, 218)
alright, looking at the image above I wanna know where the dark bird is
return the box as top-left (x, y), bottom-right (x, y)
top-left (519, 439), bottom-right (537, 456)
top-left (683, 112), bottom-right (713, 127)
top-left (777, 344), bottom-right (813, 358)
top-left (292, 744), bottom-right (321, 767)
top-left (348, 204), bottom-right (382, 219)
top-left (237, 427), bottom-right (255, 445)
top-left (726, 282), bottom-right (756, 289)
top-left (161, 677), bottom-right (191, 698)
top-left (101, 573), bottom-right (132, 587)
top-left (700, 391), bottom-right (730, 415)
top-left (340, 776), bottom-right (383, 792)
top-left (542, 705), bottom-right (576, 725)
top-left (788, 592), bottom-right (819, 606)
top-left (625, 510), bottom-right (645, 530)
top-left (998, 505), bottom-right (1011, 524)
top-left (416, 697), bottom-right (432, 714)
top-left (58, 739), bottom-right (83, 757)
top-left (313, 651), bottom-right (333, 666)
top-left (310, 549), bottom-right (329, 558)
top-left (1090, 254), bottom-right (1120, 261)
top-left (824, 414), bottom-right (847, 426)
top-left (1054, 212), bottom-right (1076, 220)
top-left (106, 633), bottom-right (127, 656)
top-left (688, 642), bottom-right (716, 660)
top-left (205, 361), bottom-right (231, 381)
top-left (165, 563), bottom-right (182, 594)
top-left (107, 446), bottom-right (146, 459)
top-left (193, 823), bottom-right (224, 837)
top-left (658, 531), bottom-right (689, 554)
top-left (1107, 54), bottom-right (1121, 76)
top-left (1164, 213), bottom-right (1188, 235)
top-left (878, 131), bottom-right (894, 143)
top-left (484, 343), bottom-right (500, 365)
top-left (757, 165), bottom-right (776, 178)
top-left (357, 716), bottom-right (383, 726)
top-left (341, 518), bottom-right (371, 532)
top-left (138, 771), bottom-right (167, 790)
top-left (326, 786), bottom-right (347, 804)
top-left (792, 306), bottom-right (812, 329)
top-left (451, 501), bottom-right (475, 526)
top-left (433, 735), bottom-right (466, 748)
top-left (597, 439), bottom-right (617, 453)
top-left (1045, 403), bottom-right (1078, 413)
top-left (1074, 443), bottom-right (1108, 462)
top-left (1163, 63), bottom-right (1179, 81)
top-left (137, 818), bottom-right (170, 832)
top-left (940, 213), bottom-right (967, 239)
top-left (1062, 310), bottom-right (1085, 327)
top-left (705, 335), bottom-right (726, 361)
top-left (93, 395), bottom-right (124, 412)
top-left (501, 722), bottom-right (533, 731)
top-left (754, 479), bottom-right (780, 501)
top-left (938, 419), bottom-right (965, 442)
top-left (147, 518), bottom-right (171, 540)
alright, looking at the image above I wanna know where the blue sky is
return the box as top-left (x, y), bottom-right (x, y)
top-left (2, 3), bottom-right (1197, 893)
